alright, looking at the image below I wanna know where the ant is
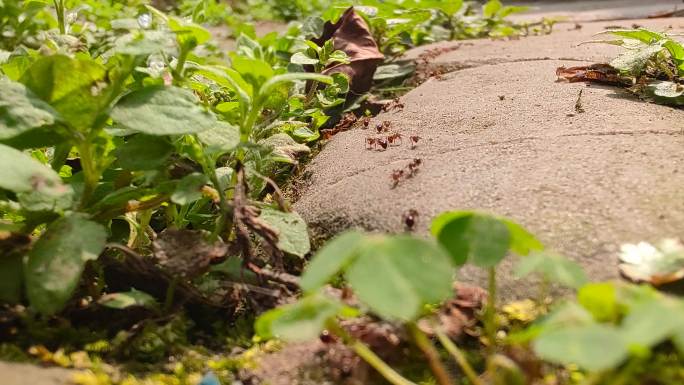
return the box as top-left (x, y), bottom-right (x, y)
top-left (402, 209), bottom-right (419, 231)
top-left (389, 159), bottom-right (422, 188)
top-left (407, 158), bottom-right (422, 177)
top-left (377, 137), bottom-right (388, 150)
top-left (376, 121), bottom-right (392, 134)
top-left (365, 137), bottom-right (378, 150)
top-left (387, 133), bottom-right (402, 146)
top-left (409, 135), bottom-right (421, 149)
top-left (361, 117), bottom-right (371, 129)
top-left (391, 169), bottom-right (405, 188)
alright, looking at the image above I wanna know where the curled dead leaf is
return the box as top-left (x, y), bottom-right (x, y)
top-left (312, 7), bottom-right (385, 96)
top-left (556, 63), bottom-right (628, 85)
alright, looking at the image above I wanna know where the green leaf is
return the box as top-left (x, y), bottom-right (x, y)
top-left (111, 86), bottom-right (217, 135)
top-left (255, 295), bottom-right (347, 342)
top-left (25, 214), bottom-right (107, 315)
top-left (483, 0), bottom-right (502, 18)
top-left (497, 5), bottom-right (529, 18)
top-left (257, 208), bottom-right (311, 258)
top-left (258, 73), bottom-right (332, 103)
top-left (664, 40), bottom-right (684, 75)
top-left (290, 52), bottom-right (319, 65)
top-left (578, 283), bottom-right (619, 322)
top-left (533, 324), bottom-right (629, 372)
top-left (433, 211), bottom-right (511, 267)
top-left (171, 173), bottom-right (208, 205)
top-left (502, 219), bottom-right (544, 255)
top-left (605, 28), bottom-right (666, 44)
top-left (0, 253), bottom-right (24, 304)
top-left (514, 253), bottom-right (588, 289)
top-left (20, 55), bottom-right (108, 131)
top-left (300, 231), bottom-right (366, 292)
top-left (197, 121), bottom-right (240, 155)
top-left (620, 298), bottom-right (684, 349)
top-left (98, 289), bottom-right (158, 310)
top-left (0, 78), bottom-right (59, 140)
top-left (346, 236), bottom-right (454, 321)
top-left (115, 134), bottom-right (174, 170)
top-left (0, 143), bottom-right (72, 209)
top-left (168, 16), bottom-right (211, 48)
top-left (259, 133), bottom-right (311, 164)
top-left (610, 43), bottom-right (664, 75)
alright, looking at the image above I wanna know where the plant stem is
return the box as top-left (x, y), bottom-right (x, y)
top-left (484, 266), bottom-right (498, 353)
top-left (351, 341), bottom-right (417, 385)
top-left (164, 277), bottom-right (178, 314)
top-left (305, 80), bottom-right (319, 105)
top-left (53, 0), bottom-right (66, 35)
top-left (174, 47), bottom-right (190, 80)
top-left (435, 329), bottom-right (485, 385)
top-left (327, 320), bottom-right (417, 385)
top-left (406, 322), bottom-right (454, 385)
top-left (76, 140), bottom-right (98, 209)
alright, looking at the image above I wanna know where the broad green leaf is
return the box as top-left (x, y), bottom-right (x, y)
top-left (578, 283), bottom-right (619, 322)
top-left (111, 86), bottom-right (216, 135)
top-left (514, 253), bottom-right (587, 289)
top-left (0, 253), bottom-right (23, 304)
top-left (346, 236), bottom-right (454, 321)
top-left (620, 298), bottom-right (684, 349)
top-left (483, 0), bottom-right (502, 18)
top-left (290, 52), bottom-right (319, 65)
top-left (231, 56), bottom-right (274, 87)
top-left (258, 73), bottom-right (332, 102)
top-left (604, 29), bottom-right (666, 44)
top-left (497, 5), bottom-right (529, 18)
top-left (197, 121), bottom-right (240, 155)
top-left (533, 324), bottom-right (629, 372)
top-left (259, 133), bottom-right (311, 164)
top-left (373, 63), bottom-right (416, 81)
top-left (433, 211), bottom-right (510, 267)
top-left (25, 214), bottom-right (107, 315)
top-left (258, 208), bottom-right (311, 258)
top-left (610, 43), bottom-right (664, 75)
top-left (113, 30), bottom-right (175, 56)
top-left (171, 173), bottom-right (208, 205)
top-left (255, 295), bottom-right (347, 342)
top-left (664, 40), bottom-right (684, 75)
top-left (0, 78), bottom-right (59, 140)
top-left (502, 219), bottom-right (544, 255)
top-left (115, 134), bottom-right (174, 170)
top-left (98, 289), bottom-right (158, 310)
top-left (0, 143), bottom-right (72, 209)
top-left (168, 16), bottom-right (211, 48)
top-left (300, 231), bottom-right (366, 292)
top-left (20, 55), bottom-right (108, 131)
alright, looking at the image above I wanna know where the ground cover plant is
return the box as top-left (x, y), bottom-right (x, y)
top-left (2, 1), bottom-right (684, 385)
top-left (557, 27), bottom-right (684, 106)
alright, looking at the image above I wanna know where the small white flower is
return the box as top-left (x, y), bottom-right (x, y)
top-left (619, 241), bottom-right (661, 265)
top-left (66, 11), bottom-right (78, 24)
top-left (138, 13), bottom-right (152, 29)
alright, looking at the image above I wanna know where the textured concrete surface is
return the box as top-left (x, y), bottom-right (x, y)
top-left (0, 361), bottom-right (75, 385)
top-left (511, 0), bottom-right (682, 22)
top-left (294, 48), bottom-right (684, 297)
top-left (403, 17), bottom-right (684, 71)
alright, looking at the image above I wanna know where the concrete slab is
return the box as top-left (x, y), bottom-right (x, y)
top-left (510, 0), bottom-right (682, 22)
top-left (0, 361), bottom-right (75, 385)
top-left (403, 18), bottom-right (684, 72)
top-left (293, 58), bottom-right (684, 298)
